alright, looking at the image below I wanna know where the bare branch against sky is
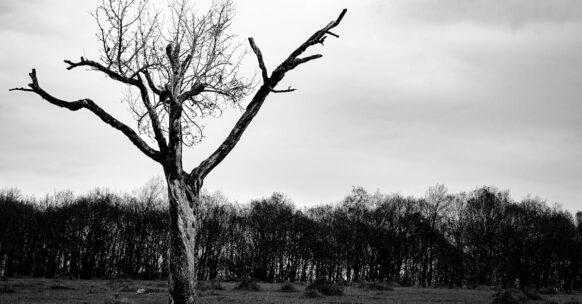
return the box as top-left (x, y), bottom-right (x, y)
top-left (1, 0), bottom-right (581, 210)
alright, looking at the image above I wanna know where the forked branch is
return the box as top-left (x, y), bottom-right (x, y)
top-left (191, 9), bottom-right (347, 180)
top-left (248, 38), bottom-right (269, 83)
top-left (64, 57), bottom-right (168, 152)
top-left (10, 69), bottom-right (162, 162)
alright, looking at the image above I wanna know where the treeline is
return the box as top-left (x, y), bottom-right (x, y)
top-left (1, 183), bottom-right (581, 290)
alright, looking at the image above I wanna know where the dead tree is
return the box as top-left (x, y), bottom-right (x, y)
top-left (10, 0), bottom-right (346, 303)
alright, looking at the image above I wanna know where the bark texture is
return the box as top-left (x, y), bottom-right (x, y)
top-left (166, 175), bottom-right (200, 304)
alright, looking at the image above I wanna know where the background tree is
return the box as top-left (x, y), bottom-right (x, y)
top-left (1, 184), bottom-right (581, 290)
top-left (9, 0), bottom-right (347, 302)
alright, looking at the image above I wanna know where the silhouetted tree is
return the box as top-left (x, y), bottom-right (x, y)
top-left (10, 0), bottom-right (347, 302)
top-left (1, 185), bottom-right (581, 291)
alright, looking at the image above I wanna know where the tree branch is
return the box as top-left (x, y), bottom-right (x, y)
top-left (179, 83), bottom-right (207, 102)
top-left (190, 9), bottom-right (347, 180)
top-left (136, 75), bottom-right (168, 152)
top-left (11, 69), bottom-right (162, 162)
top-left (143, 69), bottom-right (163, 95)
top-left (326, 31), bottom-right (339, 38)
top-left (291, 54), bottom-right (323, 69)
top-left (9, 87), bottom-right (34, 92)
top-left (64, 57), bottom-right (141, 86)
top-left (248, 38), bottom-right (269, 83)
top-left (283, 8), bottom-right (347, 70)
top-left (190, 85), bottom-right (270, 180)
top-left (65, 58), bottom-right (167, 152)
top-left (269, 86), bottom-right (296, 93)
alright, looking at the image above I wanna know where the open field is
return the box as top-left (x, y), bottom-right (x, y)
top-left (1, 278), bottom-right (582, 304)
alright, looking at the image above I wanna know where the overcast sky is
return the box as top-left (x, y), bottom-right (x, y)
top-left (1, 0), bottom-right (581, 210)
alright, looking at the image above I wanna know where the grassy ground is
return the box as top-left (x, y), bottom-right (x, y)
top-left (1, 278), bottom-right (581, 304)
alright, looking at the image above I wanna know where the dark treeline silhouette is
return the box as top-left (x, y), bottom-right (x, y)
top-left (1, 183), bottom-right (581, 290)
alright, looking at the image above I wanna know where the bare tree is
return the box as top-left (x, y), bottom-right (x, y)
top-left (133, 176), bottom-right (167, 209)
top-left (424, 184), bottom-right (453, 230)
top-left (10, 0), bottom-right (347, 302)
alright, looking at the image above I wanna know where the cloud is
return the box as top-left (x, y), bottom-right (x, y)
top-left (0, 0), bottom-right (93, 36)
top-left (388, 0), bottom-right (582, 28)
top-left (1, 0), bottom-right (582, 211)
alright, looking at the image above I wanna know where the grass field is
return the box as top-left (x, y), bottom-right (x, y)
top-left (1, 278), bottom-right (581, 304)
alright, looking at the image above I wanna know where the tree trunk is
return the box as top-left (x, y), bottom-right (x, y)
top-left (167, 176), bottom-right (199, 304)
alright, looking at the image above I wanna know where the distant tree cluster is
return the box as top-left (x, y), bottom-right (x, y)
top-left (1, 184), bottom-right (581, 290)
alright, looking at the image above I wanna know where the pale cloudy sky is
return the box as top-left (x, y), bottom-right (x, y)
top-left (1, 0), bottom-right (581, 210)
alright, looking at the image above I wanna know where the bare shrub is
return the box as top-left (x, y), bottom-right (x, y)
top-left (490, 289), bottom-right (528, 304)
top-left (304, 288), bottom-right (321, 298)
top-left (235, 279), bottom-right (261, 291)
top-left (279, 281), bottom-right (297, 292)
top-left (306, 279), bottom-right (344, 296)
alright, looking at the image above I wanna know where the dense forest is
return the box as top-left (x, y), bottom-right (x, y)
top-left (1, 182), bottom-right (581, 291)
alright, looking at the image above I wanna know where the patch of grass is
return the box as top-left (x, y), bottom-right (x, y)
top-left (389, 281), bottom-right (401, 287)
top-left (358, 281), bottom-right (393, 291)
top-left (145, 287), bottom-right (165, 293)
top-left (197, 280), bottom-right (224, 291)
top-left (0, 285), bottom-right (16, 294)
top-left (3, 278), bottom-right (582, 304)
top-left (107, 278), bottom-right (132, 287)
top-left (117, 284), bottom-right (134, 292)
top-left (49, 284), bottom-right (76, 290)
top-left (306, 279), bottom-right (344, 296)
top-left (279, 281), bottom-right (297, 292)
top-left (103, 295), bottom-right (133, 304)
top-left (88, 285), bottom-right (108, 294)
top-left (199, 290), bottom-right (221, 297)
top-left (235, 279), bottom-right (261, 291)
top-left (8, 282), bottom-right (39, 289)
top-left (153, 282), bottom-right (167, 288)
